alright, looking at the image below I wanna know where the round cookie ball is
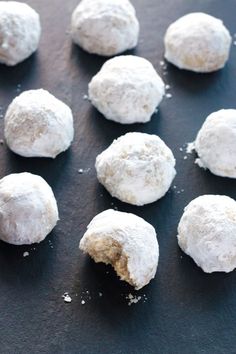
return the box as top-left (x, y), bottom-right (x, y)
top-left (80, 209), bottom-right (159, 290)
top-left (71, 0), bottom-right (139, 56)
top-left (0, 1), bottom-right (41, 66)
top-left (4, 89), bottom-right (74, 158)
top-left (177, 195), bottom-right (236, 273)
top-left (95, 132), bottom-right (176, 206)
top-left (89, 55), bottom-right (165, 124)
top-left (164, 12), bottom-right (231, 73)
top-left (194, 109), bottom-right (236, 178)
top-left (0, 172), bottom-right (59, 245)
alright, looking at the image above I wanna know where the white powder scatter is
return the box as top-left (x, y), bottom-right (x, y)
top-left (23, 251), bottom-right (29, 257)
top-left (99, 292), bottom-right (103, 297)
top-left (16, 84), bottom-right (21, 93)
top-left (126, 293), bottom-right (142, 306)
top-left (186, 142), bottom-right (195, 154)
top-left (183, 156), bottom-right (188, 160)
top-left (165, 93), bottom-right (172, 99)
top-left (173, 185), bottom-right (177, 189)
top-left (83, 94), bottom-right (89, 101)
top-left (78, 168), bottom-right (91, 174)
top-left (62, 293), bottom-right (72, 303)
top-left (81, 300), bottom-right (85, 305)
top-left (165, 84), bottom-right (171, 90)
top-left (48, 239), bottom-right (53, 249)
top-left (179, 147), bottom-right (183, 152)
top-left (160, 60), bottom-right (165, 66)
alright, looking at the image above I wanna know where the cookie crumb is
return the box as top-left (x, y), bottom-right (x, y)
top-left (126, 293), bottom-right (142, 306)
top-left (62, 293), bottom-right (72, 303)
top-left (186, 142), bottom-right (195, 154)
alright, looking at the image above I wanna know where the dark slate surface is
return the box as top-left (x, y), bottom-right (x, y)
top-left (0, 0), bottom-right (236, 353)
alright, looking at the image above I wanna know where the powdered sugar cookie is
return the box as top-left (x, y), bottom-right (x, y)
top-left (71, 0), bottom-right (139, 56)
top-left (0, 173), bottom-right (58, 245)
top-left (4, 89), bottom-right (74, 158)
top-left (0, 1), bottom-right (41, 66)
top-left (164, 13), bottom-right (231, 72)
top-left (178, 195), bottom-right (236, 273)
top-left (89, 55), bottom-right (165, 124)
top-left (95, 132), bottom-right (176, 205)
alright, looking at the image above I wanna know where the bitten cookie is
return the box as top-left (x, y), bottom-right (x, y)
top-left (80, 209), bottom-right (159, 290)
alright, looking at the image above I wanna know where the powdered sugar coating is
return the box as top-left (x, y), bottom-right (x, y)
top-left (89, 55), bottom-right (165, 124)
top-left (164, 12), bottom-right (231, 73)
top-left (80, 209), bottom-right (159, 290)
top-left (95, 132), bottom-right (176, 206)
top-left (4, 89), bottom-right (74, 158)
top-left (194, 109), bottom-right (236, 178)
top-left (178, 195), bottom-right (236, 273)
top-left (0, 172), bottom-right (59, 245)
top-left (71, 0), bottom-right (139, 56)
top-left (0, 1), bottom-right (41, 66)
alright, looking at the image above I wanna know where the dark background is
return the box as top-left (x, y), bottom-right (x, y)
top-left (0, 0), bottom-right (236, 353)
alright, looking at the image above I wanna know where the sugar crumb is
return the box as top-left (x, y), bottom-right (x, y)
top-left (186, 142), bottom-right (195, 154)
top-left (62, 293), bottom-right (72, 303)
top-left (83, 94), bottom-right (90, 101)
top-left (126, 293), bottom-right (143, 306)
